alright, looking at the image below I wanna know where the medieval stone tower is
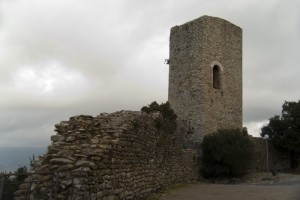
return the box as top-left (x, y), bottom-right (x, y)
top-left (168, 16), bottom-right (242, 142)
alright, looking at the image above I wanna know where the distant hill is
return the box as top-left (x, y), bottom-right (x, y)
top-left (0, 146), bottom-right (46, 172)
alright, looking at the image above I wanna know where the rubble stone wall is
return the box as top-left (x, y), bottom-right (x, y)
top-left (250, 137), bottom-right (291, 172)
top-left (15, 111), bottom-right (196, 200)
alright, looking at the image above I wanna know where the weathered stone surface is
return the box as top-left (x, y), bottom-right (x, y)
top-left (50, 158), bottom-right (73, 165)
top-left (51, 135), bottom-right (65, 142)
top-left (169, 15), bottom-right (242, 142)
top-left (250, 137), bottom-right (290, 171)
top-left (15, 111), bottom-right (197, 200)
top-left (66, 136), bottom-right (75, 142)
top-left (75, 160), bottom-right (96, 169)
top-left (41, 175), bottom-right (52, 181)
top-left (57, 164), bottom-right (74, 171)
top-left (14, 189), bottom-right (28, 196)
top-left (18, 183), bottom-right (30, 190)
top-left (14, 197), bottom-right (27, 200)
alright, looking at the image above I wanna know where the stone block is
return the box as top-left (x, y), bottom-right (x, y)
top-left (51, 135), bottom-right (65, 142)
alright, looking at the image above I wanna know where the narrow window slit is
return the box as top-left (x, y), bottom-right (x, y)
top-left (213, 65), bottom-right (221, 89)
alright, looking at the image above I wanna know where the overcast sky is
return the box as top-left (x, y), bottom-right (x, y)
top-left (0, 0), bottom-right (299, 148)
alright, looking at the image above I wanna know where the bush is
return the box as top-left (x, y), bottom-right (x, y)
top-left (141, 101), bottom-right (177, 134)
top-left (201, 129), bottom-right (254, 178)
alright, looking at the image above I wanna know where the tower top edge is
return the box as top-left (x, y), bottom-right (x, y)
top-left (171, 15), bottom-right (242, 31)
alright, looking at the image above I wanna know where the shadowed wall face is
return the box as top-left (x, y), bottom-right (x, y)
top-left (14, 111), bottom-right (197, 199)
top-left (169, 16), bottom-right (243, 141)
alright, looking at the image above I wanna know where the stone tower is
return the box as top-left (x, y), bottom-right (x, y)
top-left (168, 16), bottom-right (242, 142)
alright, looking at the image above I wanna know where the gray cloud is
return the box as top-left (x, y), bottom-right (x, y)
top-left (0, 0), bottom-right (300, 147)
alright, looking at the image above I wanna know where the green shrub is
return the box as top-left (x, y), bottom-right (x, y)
top-left (201, 129), bottom-right (254, 178)
top-left (141, 101), bottom-right (177, 134)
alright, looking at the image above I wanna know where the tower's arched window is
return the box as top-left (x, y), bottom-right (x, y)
top-left (213, 65), bottom-right (221, 89)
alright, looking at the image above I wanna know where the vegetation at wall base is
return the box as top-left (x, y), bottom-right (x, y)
top-left (201, 129), bottom-right (254, 178)
top-left (261, 100), bottom-right (300, 169)
top-left (1, 166), bottom-right (28, 200)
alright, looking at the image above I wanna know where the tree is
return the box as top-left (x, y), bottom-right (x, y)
top-left (261, 100), bottom-right (300, 168)
top-left (201, 129), bottom-right (254, 178)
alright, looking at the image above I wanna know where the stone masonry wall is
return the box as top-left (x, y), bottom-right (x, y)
top-left (250, 137), bottom-right (290, 172)
top-left (169, 16), bottom-right (242, 142)
top-left (15, 111), bottom-right (196, 200)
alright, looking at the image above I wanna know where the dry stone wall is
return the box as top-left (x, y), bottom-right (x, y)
top-left (249, 137), bottom-right (290, 172)
top-left (15, 111), bottom-right (196, 200)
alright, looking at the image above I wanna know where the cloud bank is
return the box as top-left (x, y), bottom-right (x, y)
top-left (0, 0), bottom-right (299, 147)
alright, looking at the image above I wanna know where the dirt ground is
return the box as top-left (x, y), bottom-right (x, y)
top-left (151, 173), bottom-right (300, 200)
